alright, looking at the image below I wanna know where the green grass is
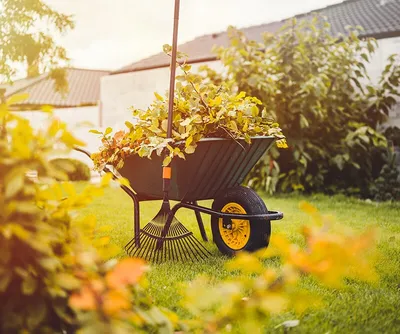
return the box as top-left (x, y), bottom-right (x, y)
top-left (79, 183), bottom-right (400, 333)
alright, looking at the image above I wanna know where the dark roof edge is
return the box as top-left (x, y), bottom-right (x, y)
top-left (362, 30), bottom-right (400, 40)
top-left (11, 102), bottom-right (99, 109)
top-left (110, 28), bottom-right (400, 76)
top-left (5, 74), bottom-right (49, 97)
top-left (66, 67), bottom-right (111, 73)
top-left (110, 55), bottom-right (218, 75)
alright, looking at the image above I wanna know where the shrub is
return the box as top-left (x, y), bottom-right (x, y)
top-left (0, 97), bottom-right (176, 333)
top-left (201, 16), bottom-right (400, 197)
top-left (50, 158), bottom-right (91, 181)
top-left (369, 147), bottom-right (400, 201)
top-left (384, 126), bottom-right (400, 147)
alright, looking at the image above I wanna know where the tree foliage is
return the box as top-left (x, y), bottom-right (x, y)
top-left (203, 17), bottom-right (400, 196)
top-left (0, 0), bottom-right (74, 90)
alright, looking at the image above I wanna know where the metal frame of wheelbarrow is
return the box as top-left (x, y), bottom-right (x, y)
top-left (75, 147), bottom-right (283, 249)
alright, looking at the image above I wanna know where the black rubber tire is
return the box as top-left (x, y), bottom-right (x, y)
top-left (211, 186), bottom-right (271, 256)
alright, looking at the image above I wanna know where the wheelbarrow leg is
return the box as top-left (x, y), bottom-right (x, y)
top-left (119, 184), bottom-right (141, 248)
top-left (193, 201), bottom-right (208, 242)
top-left (132, 196), bottom-right (140, 248)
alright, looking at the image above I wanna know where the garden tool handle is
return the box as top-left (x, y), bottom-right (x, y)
top-left (163, 0), bottom-right (180, 195)
top-left (166, 0), bottom-right (180, 139)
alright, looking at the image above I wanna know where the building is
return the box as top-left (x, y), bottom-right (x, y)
top-left (101, 0), bottom-right (400, 128)
top-left (1, 67), bottom-right (110, 164)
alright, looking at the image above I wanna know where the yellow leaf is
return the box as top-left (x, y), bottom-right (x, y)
top-left (101, 172), bottom-right (113, 186)
top-left (61, 131), bottom-right (86, 147)
top-left (163, 155), bottom-right (172, 166)
top-left (185, 145), bottom-right (196, 154)
top-left (118, 177), bottom-right (130, 187)
top-left (299, 201), bottom-right (317, 215)
top-left (7, 93), bottom-right (29, 105)
top-left (62, 182), bottom-right (76, 197)
top-left (154, 92), bottom-right (164, 101)
top-left (161, 119), bottom-right (168, 132)
top-left (4, 167), bottom-right (26, 199)
top-left (185, 135), bottom-right (193, 147)
top-left (41, 105), bottom-right (53, 113)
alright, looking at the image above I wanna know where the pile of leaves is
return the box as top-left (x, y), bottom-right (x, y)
top-left (90, 57), bottom-right (286, 170)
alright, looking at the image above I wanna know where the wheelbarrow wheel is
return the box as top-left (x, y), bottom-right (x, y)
top-left (211, 186), bottom-right (271, 256)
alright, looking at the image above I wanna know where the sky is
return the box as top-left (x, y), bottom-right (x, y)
top-left (46, 0), bottom-right (343, 71)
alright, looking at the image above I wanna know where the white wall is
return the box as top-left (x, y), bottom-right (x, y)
top-left (100, 61), bottom-right (224, 128)
top-left (101, 37), bottom-right (400, 131)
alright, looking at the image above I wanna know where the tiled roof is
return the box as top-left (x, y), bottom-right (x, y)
top-left (3, 68), bottom-right (110, 107)
top-left (113, 0), bottom-right (400, 75)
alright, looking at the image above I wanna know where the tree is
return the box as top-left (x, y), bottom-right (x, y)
top-left (202, 16), bottom-right (400, 196)
top-left (0, 0), bottom-right (74, 90)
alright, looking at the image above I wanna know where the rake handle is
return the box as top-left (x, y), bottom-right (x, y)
top-left (163, 0), bottom-right (180, 194)
top-left (166, 0), bottom-right (180, 139)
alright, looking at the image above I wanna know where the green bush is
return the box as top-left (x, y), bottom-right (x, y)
top-left (49, 158), bottom-right (91, 181)
top-left (369, 148), bottom-right (400, 201)
top-left (202, 16), bottom-right (400, 197)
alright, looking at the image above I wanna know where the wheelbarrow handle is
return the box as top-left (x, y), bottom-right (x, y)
top-left (73, 146), bottom-right (117, 179)
top-left (73, 146), bottom-right (91, 159)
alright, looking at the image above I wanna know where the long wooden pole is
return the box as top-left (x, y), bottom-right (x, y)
top-left (166, 0), bottom-right (180, 138)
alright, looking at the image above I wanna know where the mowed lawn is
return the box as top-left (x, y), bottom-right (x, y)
top-left (78, 183), bottom-right (400, 333)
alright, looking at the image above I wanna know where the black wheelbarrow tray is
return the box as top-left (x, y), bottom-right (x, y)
top-left (77, 135), bottom-right (283, 256)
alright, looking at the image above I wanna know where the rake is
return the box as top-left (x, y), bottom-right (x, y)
top-left (123, 0), bottom-right (210, 262)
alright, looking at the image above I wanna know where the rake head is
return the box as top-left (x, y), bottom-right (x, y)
top-left (125, 208), bottom-right (211, 263)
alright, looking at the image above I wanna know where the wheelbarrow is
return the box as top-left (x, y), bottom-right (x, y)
top-left (75, 0), bottom-right (283, 262)
top-left (75, 135), bottom-right (283, 261)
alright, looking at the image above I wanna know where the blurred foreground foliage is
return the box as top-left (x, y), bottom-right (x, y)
top-left (0, 95), bottom-right (379, 333)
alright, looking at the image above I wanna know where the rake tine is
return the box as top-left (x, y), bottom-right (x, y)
top-left (180, 230), bottom-right (200, 262)
top-left (176, 230), bottom-right (189, 262)
top-left (191, 236), bottom-right (210, 259)
top-left (124, 209), bottom-right (210, 262)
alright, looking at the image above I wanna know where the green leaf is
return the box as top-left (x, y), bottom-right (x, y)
top-left (163, 44), bottom-right (172, 54)
top-left (361, 53), bottom-right (369, 62)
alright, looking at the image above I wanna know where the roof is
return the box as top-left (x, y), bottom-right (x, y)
top-left (113, 0), bottom-right (400, 75)
top-left (2, 68), bottom-right (110, 107)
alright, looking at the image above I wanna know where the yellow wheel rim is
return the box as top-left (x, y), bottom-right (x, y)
top-left (218, 202), bottom-right (250, 250)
